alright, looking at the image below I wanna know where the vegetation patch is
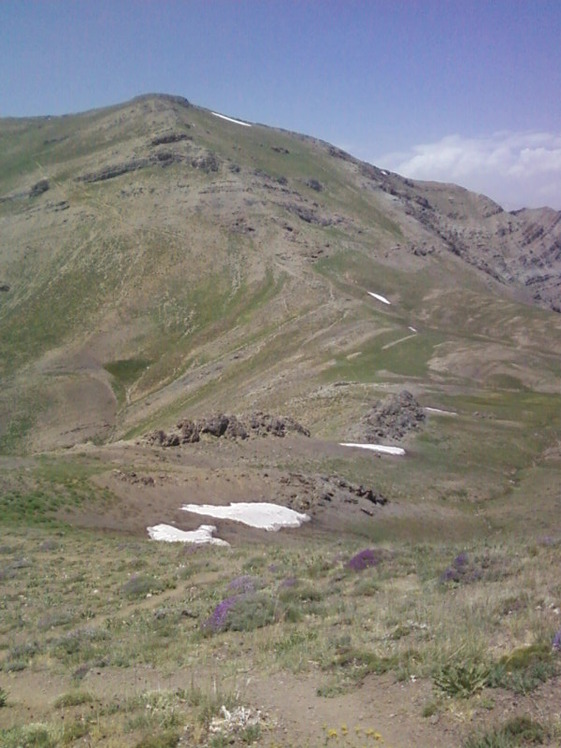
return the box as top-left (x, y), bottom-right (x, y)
top-left (346, 548), bottom-right (383, 571)
top-left (433, 660), bottom-right (491, 698)
top-left (488, 642), bottom-right (559, 694)
top-left (53, 690), bottom-right (95, 709)
top-left (104, 358), bottom-right (152, 400)
top-left (203, 592), bottom-right (277, 633)
top-left (463, 715), bottom-right (547, 747)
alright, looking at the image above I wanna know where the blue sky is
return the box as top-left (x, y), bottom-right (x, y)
top-left (2, 0), bottom-right (561, 209)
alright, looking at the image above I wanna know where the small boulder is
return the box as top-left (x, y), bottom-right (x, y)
top-left (29, 179), bottom-right (49, 197)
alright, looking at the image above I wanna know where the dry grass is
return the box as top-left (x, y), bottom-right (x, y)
top-left (2, 523), bottom-right (561, 745)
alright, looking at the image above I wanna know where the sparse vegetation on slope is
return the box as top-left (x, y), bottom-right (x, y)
top-left (2, 94), bottom-right (561, 746)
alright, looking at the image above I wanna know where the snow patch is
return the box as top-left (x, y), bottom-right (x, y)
top-left (340, 443), bottom-right (405, 456)
top-left (181, 502), bottom-right (310, 531)
top-left (368, 291), bottom-right (391, 305)
top-left (147, 523), bottom-right (230, 545)
top-left (408, 326), bottom-right (417, 332)
top-left (211, 112), bottom-right (252, 127)
top-left (425, 407), bottom-right (457, 416)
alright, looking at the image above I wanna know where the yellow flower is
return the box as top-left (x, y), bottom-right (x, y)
top-left (327, 728), bottom-right (338, 739)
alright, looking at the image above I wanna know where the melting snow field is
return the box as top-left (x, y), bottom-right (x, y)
top-left (182, 502), bottom-right (310, 531)
top-left (340, 443), bottom-right (405, 456)
top-left (368, 291), bottom-right (391, 305)
top-left (147, 524), bottom-right (229, 545)
top-left (211, 112), bottom-right (252, 127)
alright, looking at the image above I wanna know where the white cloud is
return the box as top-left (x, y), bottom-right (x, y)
top-left (377, 131), bottom-right (561, 210)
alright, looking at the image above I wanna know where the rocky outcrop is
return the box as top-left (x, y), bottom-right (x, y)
top-left (305, 179), bottom-right (323, 192)
top-left (75, 145), bottom-right (220, 184)
top-left (280, 472), bottom-right (387, 514)
top-left (76, 159), bottom-right (152, 183)
top-left (29, 179), bottom-right (50, 197)
top-left (353, 390), bottom-right (425, 443)
top-left (286, 203), bottom-right (335, 226)
top-left (146, 412), bottom-right (310, 446)
top-left (247, 412), bottom-right (310, 437)
top-left (150, 131), bottom-right (191, 146)
top-left (191, 151), bottom-right (220, 173)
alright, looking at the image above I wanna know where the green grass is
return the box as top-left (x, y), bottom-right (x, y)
top-left (54, 691), bottom-right (96, 709)
top-left (322, 328), bottom-right (440, 382)
top-left (104, 358), bottom-right (152, 387)
top-left (463, 716), bottom-right (550, 747)
top-left (0, 457), bottom-right (113, 525)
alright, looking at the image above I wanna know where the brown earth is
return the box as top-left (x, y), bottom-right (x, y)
top-left (3, 657), bottom-right (561, 747)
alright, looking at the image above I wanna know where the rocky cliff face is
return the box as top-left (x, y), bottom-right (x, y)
top-left (374, 176), bottom-right (561, 312)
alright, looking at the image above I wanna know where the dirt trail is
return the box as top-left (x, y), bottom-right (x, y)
top-left (246, 671), bottom-right (462, 748)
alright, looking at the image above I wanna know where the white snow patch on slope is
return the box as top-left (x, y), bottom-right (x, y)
top-left (408, 326), bottom-right (417, 332)
top-left (181, 502), bottom-right (310, 531)
top-left (340, 443), bottom-right (405, 456)
top-left (368, 291), bottom-right (391, 305)
top-left (211, 112), bottom-right (252, 127)
top-left (425, 407), bottom-right (457, 416)
top-left (147, 523), bottom-right (230, 545)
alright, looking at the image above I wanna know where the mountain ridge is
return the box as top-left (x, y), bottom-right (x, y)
top-left (1, 93), bottom-right (561, 454)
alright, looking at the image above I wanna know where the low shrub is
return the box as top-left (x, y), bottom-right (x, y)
top-left (203, 593), bottom-right (277, 633)
top-left (463, 715), bottom-right (546, 747)
top-left (488, 642), bottom-right (559, 694)
top-left (434, 660), bottom-right (490, 698)
top-left (347, 549), bottom-right (381, 572)
top-left (0, 723), bottom-right (56, 747)
top-left (121, 574), bottom-right (167, 599)
top-left (54, 690), bottom-right (95, 708)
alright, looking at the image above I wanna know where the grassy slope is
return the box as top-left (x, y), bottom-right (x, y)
top-left (2, 504), bottom-right (561, 746)
top-left (2, 97), bottom-right (561, 745)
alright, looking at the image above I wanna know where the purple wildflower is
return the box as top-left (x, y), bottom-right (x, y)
top-left (453, 552), bottom-right (469, 568)
top-left (204, 595), bottom-right (240, 632)
top-left (440, 552), bottom-right (484, 585)
top-left (228, 575), bottom-right (259, 593)
top-left (553, 629), bottom-right (561, 651)
top-left (347, 549), bottom-right (380, 572)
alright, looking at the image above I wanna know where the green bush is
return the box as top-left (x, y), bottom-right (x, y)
top-left (488, 643), bottom-right (558, 694)
top-left (0, 724), bottom-right (56, 748)
top-left (227, 593), bottom-right (277, 632)
top-left (54, 690), bottom-right (95, 708)
top-left (434, 660), bottom-right (490, 698)
top-left (463, 715), bottom-right (545, 747)
top-left (121, 574), bottom-right (167, 599)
